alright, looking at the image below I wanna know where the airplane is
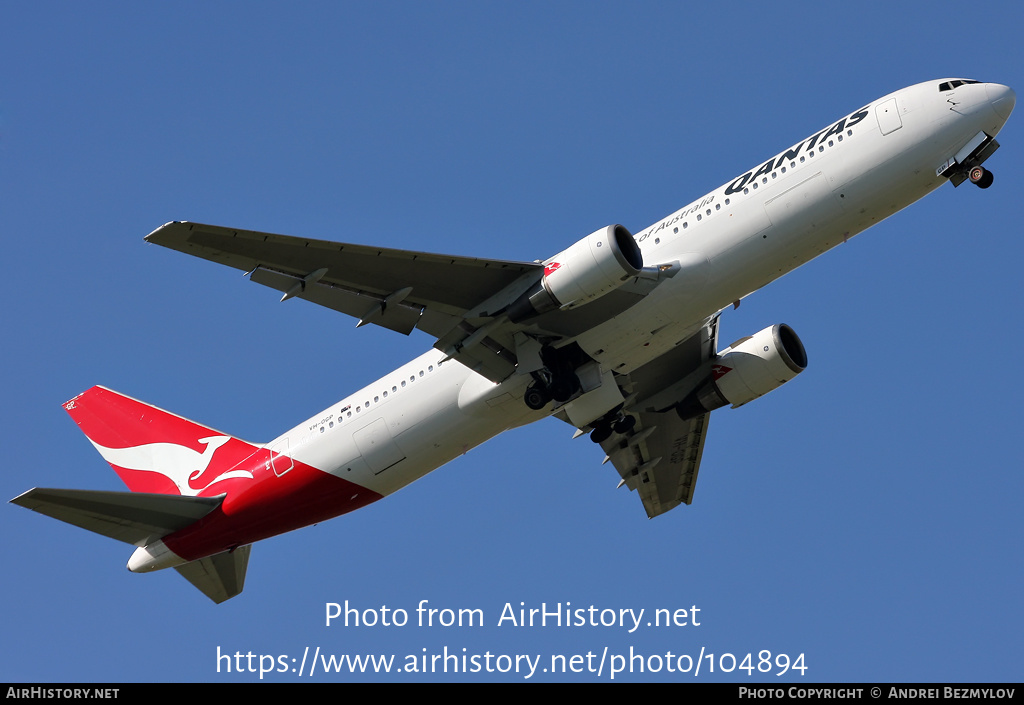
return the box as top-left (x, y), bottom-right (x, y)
top-left (12, 79), bottom-right (1015, 603)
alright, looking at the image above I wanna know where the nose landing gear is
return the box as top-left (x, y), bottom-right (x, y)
top-left (969, 165), bottom-right (994, 189)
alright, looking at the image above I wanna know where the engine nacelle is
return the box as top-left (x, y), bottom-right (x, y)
top-left (676, 324), bottom-right (807, 420)
top-left (507, 224), bottom-right (642, 322)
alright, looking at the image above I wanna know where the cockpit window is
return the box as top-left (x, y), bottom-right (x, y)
top-left (939, 79), bottom-right (980, 92)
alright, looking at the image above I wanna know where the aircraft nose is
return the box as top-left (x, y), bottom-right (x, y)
top-left (987, 83), bottom-right (1016, 121)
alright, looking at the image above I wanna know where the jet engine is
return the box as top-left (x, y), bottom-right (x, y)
top-left (676, 324), bottom-right (807, 420)
top-left (507, 224), bottom-right (643, 323)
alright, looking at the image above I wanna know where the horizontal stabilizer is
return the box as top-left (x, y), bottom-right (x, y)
top-left (175, 545), bottom-right (251, 604)
top-left (10, 488), bottom-right (223, 547)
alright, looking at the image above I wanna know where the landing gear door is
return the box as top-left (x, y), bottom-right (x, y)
top-left (564, 364), bottom-right (624, 428)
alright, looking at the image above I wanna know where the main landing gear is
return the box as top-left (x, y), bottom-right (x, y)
top-left (524, 382), bottom-right (552, 410)
top-left (524, 371), bottom-right (580, 410)
top-left (969, 165), bottom-right (994, 189)
top-left (588, 408), bottom-right (636, 444)
top-left (522, 343), bottom-right (588, 410)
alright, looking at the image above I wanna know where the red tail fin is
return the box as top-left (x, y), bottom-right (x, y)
top-left (64, 386), bottom-right (261, 496)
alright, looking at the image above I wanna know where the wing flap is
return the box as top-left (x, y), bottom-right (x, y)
top-left (249, 265), bottom-right (429, 335)
top-left (434, 321), bottom-right (519, 382)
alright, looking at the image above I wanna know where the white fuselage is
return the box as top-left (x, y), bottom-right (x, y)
top-left (270, 80), bottom-right (1013, 502)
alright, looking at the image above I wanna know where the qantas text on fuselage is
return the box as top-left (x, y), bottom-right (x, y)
top-left (637, 105), bottom-right (872, 246)
top-left (12, 79), bottom-right (1014, 602)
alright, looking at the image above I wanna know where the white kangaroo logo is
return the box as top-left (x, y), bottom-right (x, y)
top-left (89, 435), bottom-right (253, 496)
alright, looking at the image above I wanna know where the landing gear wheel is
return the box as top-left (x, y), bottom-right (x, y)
top-left (590, 425), bottom-right (613, 444)
top-left (613, 415), bottom-right (636, 435)
top-left (969, 165), bottom-right (993, 189)
top-left (524, 384), bottom-right (551, 410)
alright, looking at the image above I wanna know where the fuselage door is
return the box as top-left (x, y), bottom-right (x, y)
top-left (875, 98), bottom-right (903, 135)
top-left (353, 418), bottom-right (406, 475)
top-left (269, 437), bottom-right (294, 477)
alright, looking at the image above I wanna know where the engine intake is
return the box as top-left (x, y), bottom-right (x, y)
top-left (676, 324), bottom-right (807, 420)
top-left (508, 224), bottom-right (642, 323)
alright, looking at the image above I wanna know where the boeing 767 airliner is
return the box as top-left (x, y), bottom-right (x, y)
top-left (13, 79), bottom-right (1015, 602)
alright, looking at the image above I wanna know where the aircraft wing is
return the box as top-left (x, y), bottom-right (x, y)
top-left (601, 407), bottom-right (710, 518)
top-left (145, 221), bottom-right (541, 339)
top-left (583, 316), bottom-right (719, 518)
top-left (146, 221), bottom-right (662, 383)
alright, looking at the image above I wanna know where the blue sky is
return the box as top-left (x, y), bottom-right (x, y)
top-left (2, 2), bottom-right (1021, 682)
